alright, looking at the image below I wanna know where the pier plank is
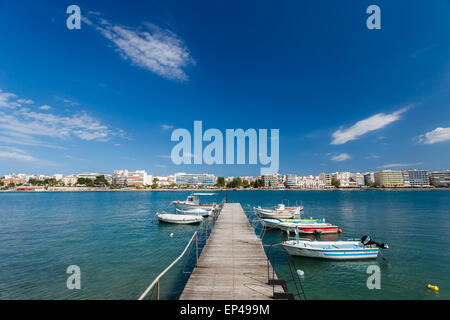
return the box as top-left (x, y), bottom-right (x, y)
top-left (179, 203), bottom-right (282, 300)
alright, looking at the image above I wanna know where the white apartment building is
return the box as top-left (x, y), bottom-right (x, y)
top-left (297, 175), bottom-right (325, 189)
top-left (52, 174), bottom-right (63, 181)
top-left (113, 169), bottom-right (128, 185)
top-left (63, 175), bottom-right (78, 186)
top-left (126, 170), bottom-right (153, 186)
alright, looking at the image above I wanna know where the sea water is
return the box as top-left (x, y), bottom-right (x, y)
top-left (0, 190), bottom-right (448, 299)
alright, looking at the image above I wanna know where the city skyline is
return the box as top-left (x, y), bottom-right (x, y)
top-left (1, 1), bottom-right (450, 176)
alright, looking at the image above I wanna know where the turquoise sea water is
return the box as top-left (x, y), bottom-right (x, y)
top-left (0, 190), bottom-right (448, 300)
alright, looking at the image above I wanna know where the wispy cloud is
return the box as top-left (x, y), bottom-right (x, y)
top-left (160, 124), bottom-right (174, 130)
top-left (0, 147), bottom-right (37, 162)
top-left (378, 162), bottom-right (423, 169)
top-left (0, 146), bottom-right (58, 166)
top-left (417, 127), bottom-right (450, 144)
top-left (86, 14), bottom-right (195, 81)
top-left (0, 90), bottom-right (20, 108)
top-left (0, 88), bottom-right (123, 149)
top-left (331, 153), bottom-right (351, 162)
top-left (17, 99), bottom-right (34, 105)
top-left (331, 108), bottom-right (409, 145)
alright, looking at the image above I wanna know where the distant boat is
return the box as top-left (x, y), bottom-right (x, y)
top-left (156, 213), bottom-right (204, 224)
top-left (254, 204), bottom-right (302, 219)
top-left (262, 218), bottom-right (339, 234)
top-left (282, 235), bottom-right (389, 260)
top-left (172, 193), bottom-right (216, 210)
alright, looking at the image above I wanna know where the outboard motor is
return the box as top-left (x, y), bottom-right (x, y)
top-left (361, 235), bottom-right (389, 249)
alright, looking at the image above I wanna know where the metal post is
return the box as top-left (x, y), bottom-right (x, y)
top-left (195, 232), bottom-right (198, 267)
top-left (156, 281), bottom-right (160, 300)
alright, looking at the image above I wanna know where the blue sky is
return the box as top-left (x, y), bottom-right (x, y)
top-left (0, 0), bottom-right (449, 176)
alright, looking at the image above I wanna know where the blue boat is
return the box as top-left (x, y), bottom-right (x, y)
top-left (282, 235), bottom-right (388, 260)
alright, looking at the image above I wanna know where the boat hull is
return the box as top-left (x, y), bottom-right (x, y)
top-left (156, 213), bottom-right (204, 224)
top-left (256, 210), bottom-right (294, 219)
top-left (263, 219), bottom-right (339, 234)
top-left (176, 208), bottom-right (212, 217)
top-left (172, 201), bottom-right (214, 211)
top-left (282, 242), bottom-right (379, 260)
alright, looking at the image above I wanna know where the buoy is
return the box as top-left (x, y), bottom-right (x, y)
top-left (170, 233), bottom-right (174, 238)
top-left (309, 217), bottom-right (312, 220)
top-left (292, 215), bottom-right (296, 219)
top-left (338, 229), bottom-right (343, 233)
top-left (427, 284), bottom-right (439, 291)
top-left (297, 269), bottom-right (305, 277)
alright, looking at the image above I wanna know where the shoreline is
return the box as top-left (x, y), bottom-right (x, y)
top-left (1, 187), bottom-right (448, 193)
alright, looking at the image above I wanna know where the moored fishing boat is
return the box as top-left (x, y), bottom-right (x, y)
top-left (176, 206), bottom-right (215, 217)
top-left (172, 193), bottom-right (216, 210)
top-left (156, 213), bottom-right (204, 224)
top-left (282, 235), bottom-right (389, 260)
top-left (262, 218), bottom-right (339, 234)
top-left (254, 204), bottom-right (303, 219)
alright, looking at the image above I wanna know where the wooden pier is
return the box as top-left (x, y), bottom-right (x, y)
top-left (179, 203), bottom-right (284, 300)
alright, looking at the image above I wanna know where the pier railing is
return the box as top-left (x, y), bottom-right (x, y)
top-left (138, 231), bottom-right (199, 300)
top-left (139, 202), bottom-right (224, 300)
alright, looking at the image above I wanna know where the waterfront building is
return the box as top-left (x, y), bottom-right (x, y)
top-left (285, 174), bottom-right (298, 188)
top-left (1, 176), bottom-right (25, 186)
top-left (154, 176), bottom-right (172, 187)
top-left (374, 170), bottom-right (404, 187)
top-left (363, 172), bottom-right (375, 185)
top-left (52, 174), bottom-right (63, 181)
top-left (261, 173), bottom-right (283, 188)
top-left (175, 173), bottom-right (216, 186)
top-left (62, 175), bottom-right (78, 186)
top-left (113, 169), bottom-right (128, 185)
top-left (430, 171), bottom-right (450, 187)
top-left (127, 170), bottom-right (152, 187)
top-left (78, 172), bottom-right (103, 180)
top-left (296, 175), bottom-right (325, 189)
top-left (401, 170), bottom-right (411, 187)
top-left (239, 176), bottom-right (255, 183)
top-left (407, 169), bottom-right (430, 188)
top-left (225, 176), bottom-right (235, 183)
top-left (319, 173), bottom-right (332, 187)
top-left (355, 174), bottom-right (365, 187)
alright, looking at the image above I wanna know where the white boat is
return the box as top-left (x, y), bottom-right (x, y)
top-left (176, 207), bottom-right (214, 217)
top-left (254, 204), bottom-right (302, 219)
top-left (282, 235), bottom-right (388, 260)
top-left (263, 218), bottom-right (339, 234)
top-left (156, 213), bottom-right (204, 224)
top-left (172, 194), bottom-right (216, 210)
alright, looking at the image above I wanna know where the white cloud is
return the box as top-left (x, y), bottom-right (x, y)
top-left (39, 105), bottom-right (52, 110)
top-left (17, 99), bottom-right (34, 105)
top-left (0, 146), bottom-right (37, 162)
top-left (0, 88), bottom-right (122, 148)
top-left (89, 15), bottom-right (195, 81)
top-left (418, 127), bottom-right (450, 144)
top-left (331, 108), bottom-right (408, 145)
top-left (378, 162), bottom-right (422, 169)
top-left (0, 90), bottom-right (19, 108)
top-left (0, 150), bottom-right (36, 162)
top-left (331, 153), bottom-right (351, 162)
